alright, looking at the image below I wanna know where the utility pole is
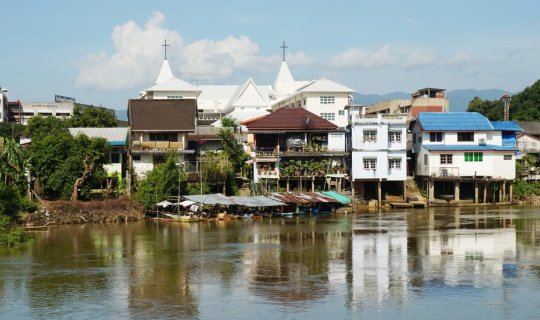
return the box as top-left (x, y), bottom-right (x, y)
top-left (501, 94), bottom-right (511, 121)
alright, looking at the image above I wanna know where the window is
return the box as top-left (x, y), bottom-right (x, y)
top-left (430, 132), bottom-right (443, 142)
top-left (504, 155), bottom-right (512, 160)
top-left (440, 154), bottom-right (453, 164)
top-left (132, 154), bottom-right (141, 161)
top-left (457, 132), bottom-right (474, 142)
top-left (320, 112), bottom-right (335, 121)
top-left (389, 132), bottom-right (402, 143)
top-left (111, 153), bottom-right (120, 163)
top-left (167, 95), bottom-right (183, 99)
top-left (303, 97), bottom-right (307, 106)
top-left (338, 110), bottom-right (345, 116)
top-left (363, 130), bottom-right (377, 142)
top-left (464, 152), bottom-right (483, 162)
top-left (412, 133), bottom-right (417, 143)
top-left (424, 154), bottom-right (428, 164)
top-left (149, 132), bottom-right (178, 142)
top-left (363, 159), bottom-right (376, 170)
top-left (389, 159), bottom-right (401, 169)
top-left (320, 96), bottom-right (335, 104)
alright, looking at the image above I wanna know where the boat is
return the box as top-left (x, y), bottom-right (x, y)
top-left (164, 213), bottom-right (204, 222)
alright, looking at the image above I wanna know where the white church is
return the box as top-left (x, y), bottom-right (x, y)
top-left (139, 42), bottom-right (355, 128)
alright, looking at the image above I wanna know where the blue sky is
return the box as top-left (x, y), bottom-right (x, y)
top-left (1, 0), bottom-right (539, 109)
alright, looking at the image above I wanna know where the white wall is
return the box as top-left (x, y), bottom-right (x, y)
top-left (421, 151), bottom-right (515, 179)
top-left (351, 151), bottom-right (406, 181)
top-left (147, 91), bottom-right (198, 100)
top-left (328, 132), bottom-right (345, 151)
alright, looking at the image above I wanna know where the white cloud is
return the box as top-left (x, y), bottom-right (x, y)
top-left (76, 12), bottom-right (314, 90)
top-left (403, 47), bottom-right (437, 68)
top-left (329, 45), bottom-right (397, 69)
top-left (442, 53), bottom-right (472, 66)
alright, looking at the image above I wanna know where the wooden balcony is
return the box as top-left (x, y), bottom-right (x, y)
top-left (132, 140), bottom-right (184, 151)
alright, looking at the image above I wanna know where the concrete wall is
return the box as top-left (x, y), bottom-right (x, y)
top-left (328, 132), bottom-right (346, 151)
top-left (351, 151), bottom-right (406, 181)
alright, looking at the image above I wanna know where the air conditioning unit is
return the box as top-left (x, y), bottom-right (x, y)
top-left (478, 138), bottom-right (486, 146)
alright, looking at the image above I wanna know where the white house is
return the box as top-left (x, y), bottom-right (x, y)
top-left (349, 106), bottom-right (407, 203)
top-left (411, 112), bottom-right (522, 203)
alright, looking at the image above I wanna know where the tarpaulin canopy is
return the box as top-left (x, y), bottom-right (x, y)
top-left (230, 196), bottom-right (285, 207)
top-left (267, 192), bottom-right (341, 204)
top-left (156, 200), bottom-right (173, 208)
top-left (321, 191), bottom-right (351, 204)
top-left (183, 193), bottom-right (234, 205)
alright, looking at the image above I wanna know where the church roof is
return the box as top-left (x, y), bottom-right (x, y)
top-left (245, 107), bottom-right (337, 131)
top-left (155, 59), bottom-right (174, 84)
top-left (146, 77), bottom-right (202, 93)
top-left (223, 78), bottom-right (269, 112)
top-left (273, 61), bottom-right (295, 86)
top-left (128, 99), bottom-right (196, 132)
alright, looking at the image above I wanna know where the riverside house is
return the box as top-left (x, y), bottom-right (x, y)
top-left (244, 107), bottom-right (348, 192)
top-left (128, 99), bottom-right (197, 178)
top-left (348, 106), bottom-right (408, 204)
top-left (411, 112), bottom-right (522, 204)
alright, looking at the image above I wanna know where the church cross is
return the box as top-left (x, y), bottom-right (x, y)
top-left (162, 39), bottom-right (170, 60)
top-left (280, 41), bottom-right (288, 61)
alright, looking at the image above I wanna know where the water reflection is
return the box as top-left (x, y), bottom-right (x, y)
top-left (1, 207), bottom-right (540, 319)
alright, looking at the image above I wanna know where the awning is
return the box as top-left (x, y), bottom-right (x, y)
top-left (156, 200), bottom-right (173, 208)
top-left (183, 193), bottom-right (234, 205)
top-left (321, 191), bottom-right (351, 204)
top-left (179, 200), bottom-right (195, 207)
top-left (230, 196), bottom-right (285, 207)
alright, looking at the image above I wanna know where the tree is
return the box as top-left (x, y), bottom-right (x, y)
top-left (27, 115), bottom-right (68, 141)
top-left (136, 154), bottom-right (188, 209)
top-left (68, 105), bottom-right (118, 127)
top-left (69, 135), bottom-right (110, 201)
top-left (510, 80), bottom-right (540, 121)
top-left (466, 97), bottom-right (504, 121)
top-left (0, 137), bottom-right (26, 190)
top-left (0, 122), bottom-right (26, 139)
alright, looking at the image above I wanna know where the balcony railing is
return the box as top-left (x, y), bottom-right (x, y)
top-left (431, 167), bottom-right (460, 178)
top-left (256, 147), bottom-right (278, 158)
top-left (132, 140), bottom-right (184, 151)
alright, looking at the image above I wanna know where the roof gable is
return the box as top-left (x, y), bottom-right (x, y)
top-left (128, 99), bottom-right (196, 131)
top-left (226, 79), bottom-right (268, 110)
top-left (296, 78), bottom-right (354, 93)
top-left (246, 107), bottom-right (337, 131)
top-left (417, 112), bottom-right (494, 131)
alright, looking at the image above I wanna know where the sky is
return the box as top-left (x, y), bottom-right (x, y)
top-left (1, 0), bottom-right (539, 110)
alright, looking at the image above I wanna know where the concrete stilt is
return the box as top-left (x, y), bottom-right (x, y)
top-left (474, 181), bottom-right (479, 204)
top-left (483, 182), bottom-right (487, 204)
top-left (377, 180), bottom-right (382, 207)
top-left (454, 181), bottom-right (460, 202)
top-left (509, 182), bottom-right (513, 202)
top-left (502, 182), bottom-right (507, 202)
top-left (428, 180), bottom-right (435, 202)
top-left (403, 180), bottom-right (407, 201)
top-left (311, 176), bottom-right (315, 193)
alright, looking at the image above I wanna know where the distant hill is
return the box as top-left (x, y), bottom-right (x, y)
top-left (116, 109), bottom-right (128, 121)
top-left (353, 89), bottom-right (508, 112)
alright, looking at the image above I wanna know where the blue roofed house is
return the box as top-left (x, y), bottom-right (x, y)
top-left (410, 112), bottom-right (523, 204)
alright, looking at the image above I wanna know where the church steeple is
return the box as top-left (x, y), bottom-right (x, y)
top-left (273, 41), bottom-right (295, 93)
top-left (155, 40), bottom-right (174, 84)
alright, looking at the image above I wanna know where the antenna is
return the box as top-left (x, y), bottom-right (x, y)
top-left (179, 72), bottom-right (220, 86)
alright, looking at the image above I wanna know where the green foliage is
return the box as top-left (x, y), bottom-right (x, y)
top-left (28, 130), bottom-right (110, 200)
top-left (27, 115), bottom-right (68, 141)
top-left (0, 137), bottom-right (27, 190)
top-left (0, 215), bottom-right (30, 247)
top-left (220, 116), bottom-right (239, 130)
top-left (467, 79), bottom-right (540, 121)
top-left (0, 185), bottom-right (22, 218)
top-left (135, 154), bottom-right (188, 209)
top-left (466, 97), bottom-right (504, 121)
top-left (217, 122), bottom-right (249, 194)
top-left (0, 122), bottom-right (26, 139)
top-left (511, 80), bottom-right (540, 121)
top-left (514, 180), bottom-right (540, 199)
top-left (68, 105), bottom-right (118, 128)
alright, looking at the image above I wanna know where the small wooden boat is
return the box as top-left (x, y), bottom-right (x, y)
top-left (439, 194), bottom-right (455, 205)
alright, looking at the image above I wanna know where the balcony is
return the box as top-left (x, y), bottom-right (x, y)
top-left (352, 113), bottom-right (407, 125)
top-left (132, 140), bottom-right (186, 152)
top-left (256, 147), bottom-right (279, 158)
top-left (431, 167), bottom-right (460, 178)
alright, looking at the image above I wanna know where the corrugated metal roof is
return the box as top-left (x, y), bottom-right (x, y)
top-left (417, 112), bottom-right (494, 131)
top-left (490, 121), bottom-right (524, 132)
top-left (246, 107), bottom-right (337, 131)
top-left (515, 121), bottom-right (540, 135)
top-left (423, 144), bottom-right (518, 151)
top-left (69, 127), bottom-right (128, 146)
top-left (230, 196), bottom-right (285, 207)
top-left (267, 192), bottom-right (341, 204)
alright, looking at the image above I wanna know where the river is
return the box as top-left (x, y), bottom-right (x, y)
top-left (1, 206), bottom-right (540, 319)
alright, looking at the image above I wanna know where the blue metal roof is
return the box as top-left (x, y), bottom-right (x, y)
top-left (417, 112), bottom-right (494, 131)
top-left (424, 144), bottom-right (518, 152)
top-left (490, 121), bottom-right (524, 132)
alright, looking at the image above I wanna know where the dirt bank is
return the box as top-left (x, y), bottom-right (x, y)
top-left (22, 198), bottom-right (143, 226)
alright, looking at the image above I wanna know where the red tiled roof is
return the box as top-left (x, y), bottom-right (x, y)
top-left (245, 107), bottom-right (337, 131)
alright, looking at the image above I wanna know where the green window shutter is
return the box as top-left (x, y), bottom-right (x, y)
top-left (473, 152), bottom-right (479, 161)
top-left (479, 152), bottom-right (483, 161)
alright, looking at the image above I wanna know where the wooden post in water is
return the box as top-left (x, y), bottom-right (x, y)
top-left (483, 182), bottom-right (487, 203)
top-left (474, 181), bottom-right (479, 204)
top-left (377, 180), bottom-right (382, 208)
top-left (502, 181), bottom-right (507, 202)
